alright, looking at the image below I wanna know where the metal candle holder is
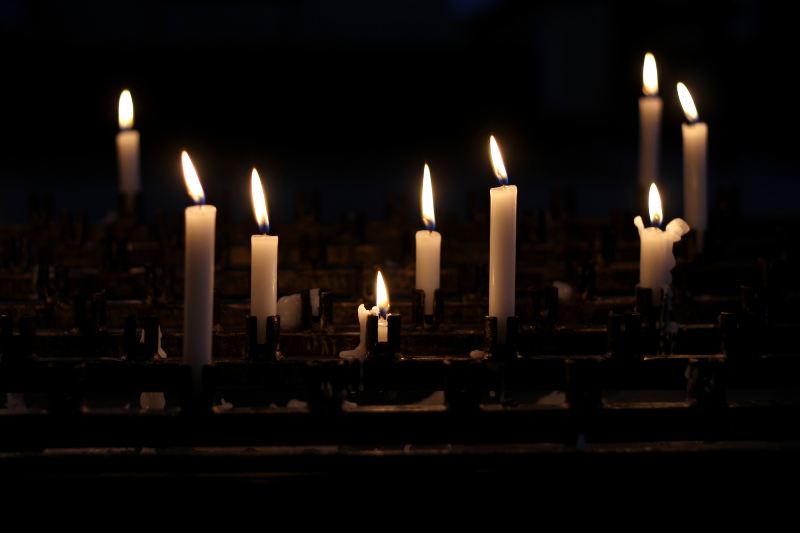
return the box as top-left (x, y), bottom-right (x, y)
top-left (411, 288), bottom-right (444, 328)
top-left (480, 315), bottom-right (520, 361)
top-left (246, 315), bottom-right (282, 361)
top-left (365, 313), bottom-right (402, 360)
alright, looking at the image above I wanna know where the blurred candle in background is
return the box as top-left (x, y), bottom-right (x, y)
top-left (488, 136), bottom-right (517, 343)
top-left (415, 163), bottom-right (441, 316)
top-left (117, 89), bottom-right (140, 214)
top-left (677, 82), bottom-right (708, 251)
top-left (181, 151), bottom-right (216, 390)
top-left (250, 168), bottom-right (279, 343)
top-left (639, 53), bottom-right (662, 192)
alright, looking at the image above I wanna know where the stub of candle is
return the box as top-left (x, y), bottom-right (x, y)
top-left (339, 304), bottom-right (378, 360)
top-left (250, 234), bottom-right (279, 343)
top-left (634, 215), bottom-right (690, 293)
top-left (415, 230), bottom-right (441, 315)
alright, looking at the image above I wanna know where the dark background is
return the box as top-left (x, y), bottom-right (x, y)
top-left (0, 0), bottom-right (795, 227)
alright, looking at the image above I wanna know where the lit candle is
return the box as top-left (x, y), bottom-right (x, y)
top-left (677, 82), bottom-right (708, 251)
top-left (376, 270), bottom-right (390, 342)
top-left (488, 136), bottom-right (517, 343)
top-left (181, 151), bottom-right (216, 388)
top-left (638, 53), bottom-right (662, 189)
top-left (415, 163), bottom-right (441, 315)
top-left (117, 89), bottom-right (140, 214)
top-left (250, 168), bottom-right (278, 343)
top-left (634, 183), bottom-right (690, 302)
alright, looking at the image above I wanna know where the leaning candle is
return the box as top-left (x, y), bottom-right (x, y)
top-left (339, 303), bottom-right (378, 360)
top-left (376, 270), bottom-right (390, 342)
top-left (488, 136), bottom-right (517, 343)
top-left (181, 151), bottom-right (216, 389)
top-left (117, 89), bottom-right (140, 214)
top-left (677, 82), bottom-right (708, 251)
top-left (638, 53), bottom-right (662, 189)
top-left (634, 183), bottom-right (690, 302)
top-left (250, 168), bottom-right (278, 344)
top-left (415, 163), bottom-right (441, 316)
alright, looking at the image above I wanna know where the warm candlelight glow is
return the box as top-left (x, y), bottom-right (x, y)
top-left (181, 151), bottom-right (205, 205)
top-left (250, 168), bottom-right (270, 234)
top-left (648, 182), bottom-right (663, 226)
top-left (376, 270), bottom-right (390, 317)
top-left (118, 89), bottom-right (134, 129)
top-left (489, 135), bottom-right (509, 185)
top-left (421, 163), bottom-right (436, 231)
top-left (642, 53), bottom-right (659, 96)
top-left (677, 82), bottom-right (699, 123)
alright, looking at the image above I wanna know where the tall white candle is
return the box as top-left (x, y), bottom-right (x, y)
top-left (250, 168), bottom-right (278, 344)
top-left (376, 270), bottom-right (390, 342)
top-left (117, 89), bottom-right (140, 214)
top-left (634, 183), bottom-right (690, 302)
top-left (415, 163), bottom-right (441, 315)
top-left (488, 136), bottom-right (517, 343)
top-left (181, 151), bottom-right (216, 389)
top-left (677, 82), bottom-right (708, 251)
top-left (638, 53), bottom-right (662, 188)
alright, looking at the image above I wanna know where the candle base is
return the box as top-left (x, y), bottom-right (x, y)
top-left (246, 315), bottom-right (283, 361)
top-left (365, 314), bottom-right (402, 360)
top-left (117, 192), bottom-right (143, 220)
top-left (472, 316), bottom-right (520, 361)
top-left (411, 289), bottom-right (444, 329)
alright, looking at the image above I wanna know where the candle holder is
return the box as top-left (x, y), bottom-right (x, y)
top-left (246, 315), bottom-right (283, 361)
top-left (411, 289), bottom-right (444, 329)
top-left (477, 315), bottom-right (520, 361)
top-left (123, 315), bottom-right (161, 361)
top-left (365, 313), bottom-right (402, 360)
top-left (319, 290), bottom-right (334, 333)
top-left (527, 286), bottom-right (558, 330)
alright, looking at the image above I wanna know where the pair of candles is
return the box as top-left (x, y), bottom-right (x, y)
top-left (638, 53), bottom-right (708, 250)
top-left (180, 152), bottom-right (278, 386)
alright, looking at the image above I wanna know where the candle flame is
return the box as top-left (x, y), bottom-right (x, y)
top-left (421, 163), bottom-right (436, 231)
top-left (118, 89), bottom-right (134, 129)
top-left (376, 270), bottom-right (390, 317)
top-left (489, 135), bottom-right (508, 186)
top-left (677, 82), bottom-right (699, 123)
top-left (181, 151), bottom-right (205, 205)
top-left (642, 53), bottom-right (658, 96)
top-left (251, 168), bottom-right (270, 234)
top-left (648, 182), bottom-right (663, 226)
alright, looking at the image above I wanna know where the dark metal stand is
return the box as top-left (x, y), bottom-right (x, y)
top-left (246, 315), bottom-right (283, 361)
top-left (411, 288), bottom-right (444, 329)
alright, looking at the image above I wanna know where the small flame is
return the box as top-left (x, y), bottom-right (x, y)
top-left (181, 151), bottom-right (205, 205)
top-left (421, 163), bottom-right (436, 231)
top-left (251, 168), bottom-right (270, 234)
top-left (677, 82), bottom-right (699, 123)
top-left (642, 53), bottom-right (658, 96)
top-left (376, 270), bottom-right (390, 318)
top-left (118, 89), bottom-right (134, 129)
top-left (489, 135), bottom-right (508, 185)
top-left (648, 182), bottom-right (663, 226)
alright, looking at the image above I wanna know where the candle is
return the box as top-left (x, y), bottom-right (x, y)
top-left (638, 53), bottom-right (662, 189)
top-left (181, 151), bottom-right (216, 388)
top-left (339, 303), bottom-right (378, 360)
top-left (677, 82), bottom-right (708, 251)
top-left (376, 270), bottom-right (390, 342)
top-left (250, 168), bottom-right (278, 343)
top-left (415, 163), bottom-right (441, 315)
top-left (117, 89), bottom-right (140, 214)
top-left (634, 183), bottom-right (690, 302)
top-left (488, 136), bottom-right (517, 343)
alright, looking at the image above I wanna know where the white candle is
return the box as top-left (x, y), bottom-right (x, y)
top-left (250, 169), bottom-right (278, 343)
top-left (488, 136), bottom-right (517, 343)
top-left (181, 151), bottom-right (216, 389)
top-left (117, 89), bottom-right (140, 213)
top-left (634, 183), bottom-right (690, 301)
top-left (415, 163), bottom-right (441, 315)
top-left (678, 82), bottom-right (708, 251)
top-left (376, 270), bottom-right (390, 342)
top-left (638, 53), bottom-right (662, 188)
top-left (339, 304), bottom-right (378, 360)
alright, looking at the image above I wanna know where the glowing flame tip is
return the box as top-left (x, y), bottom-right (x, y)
top-left (118, 89), bottom-right (134, 129)
top-left (250, 168), bottom-right (270, 234)
top-left (648, 182), bottom-right (663, 226)
top-left (642, 53), bottom-right (659, 96)
top-left (421, 163), bottom-right (436, 230)
top-left (677, 82), bottom-right (699, 123)
top-left (489, 135), bottom-right (508, 185)
top-left (376, 270), bottom-right (390, 317)
top-left (181, 151), bottom-right (205, 205)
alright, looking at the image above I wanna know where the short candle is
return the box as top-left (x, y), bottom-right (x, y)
top-left (415, 163), bottom-right (442, 316)
top-left (250, 169), bottom-right (279, 344)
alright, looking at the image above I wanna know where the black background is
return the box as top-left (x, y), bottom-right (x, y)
top-left (1, 0), bottom-right (795, 226)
